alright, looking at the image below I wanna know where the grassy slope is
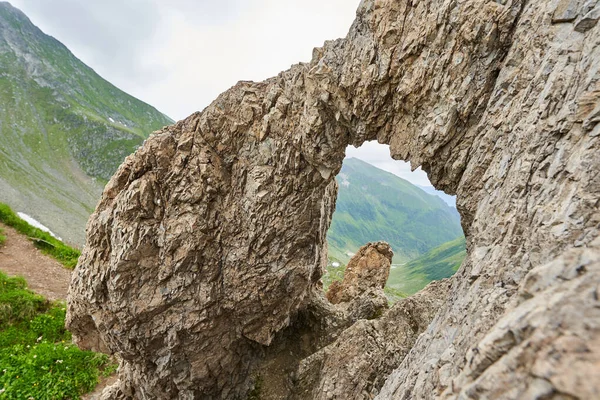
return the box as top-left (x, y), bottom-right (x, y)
top-left (327, 158), bottom-right (463, 264)
top-left (0, 202), bottom-right (80, 268)
top-left (387, 236), bottom-right (466, 295)
top-left (0, 271), bottom-right (114, 399)
top-left (0, 3), bottom-right (173, 245)
top-left (0, 206), bottom-right (108, 397)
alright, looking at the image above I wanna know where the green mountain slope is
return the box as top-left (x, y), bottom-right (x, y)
top-left (0, 3), bottom-right (173, 245)
top-left (327, 158), bottom-right (463, 264)
top-left (387, 236), bottom-right (466, 295)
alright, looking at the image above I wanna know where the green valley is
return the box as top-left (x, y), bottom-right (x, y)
top-left (387, 236), bottom-right (466, 295)
top-left (327, 158), bottom-right (463, 264)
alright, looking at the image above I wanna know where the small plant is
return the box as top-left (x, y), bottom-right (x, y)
top-left (0, 274), bottom-right (47, 326)
top-left (247, 375), bottom-right (263, 400)
top-left (0, 203), bottom-right (80, 268)
top-left (0, 272), bottom-right (115, 399)
top-left (322, 259), bottom-right (346, 291)
top-left (0, 227), bottom-right (5, 246)
top-left (0, 342), bottom-right (110, 399)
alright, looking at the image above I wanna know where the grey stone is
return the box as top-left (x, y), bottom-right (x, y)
top-left (575, 5), bottom-right (600, 32)
top-left (552, 0), bottom-right (581, 23)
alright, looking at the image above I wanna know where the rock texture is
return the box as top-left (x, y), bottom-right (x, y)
top-left (298, 279), bottom-right (450, 400)
top-left (326, 241), bottom-right (391, 307)
top-left (67, 0), bottom-right (600, 399)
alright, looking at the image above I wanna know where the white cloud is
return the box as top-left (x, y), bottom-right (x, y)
top-left (345, 142), bottom-right (435, 187)
top-left (138, 0), bottom-right (358, 120)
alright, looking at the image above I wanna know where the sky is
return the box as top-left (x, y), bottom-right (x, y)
top-left (9, 0), bottom-right (435, 188)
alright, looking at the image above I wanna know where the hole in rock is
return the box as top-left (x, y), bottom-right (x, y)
top-left (324, 141), bottom-right (465, 302)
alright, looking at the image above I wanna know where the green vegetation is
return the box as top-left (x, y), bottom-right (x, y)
top-left (0, 203), bottom-right (80, 268)
top-left (247, 375), bottom-right (263, 400)
top-left (0, 3), bottom-right (173, 245)
top-left (387, 236), bottom-right (466, 295)
top-left (328, 158), bottom-right (463, 264)
top-left (384, 286), bottom-right (409, 303)
top-left (324, 236), bottom-right (465, 300)
top-left (0, 272), bottom-right (115, 399)
top-left (0, 228), bottom-right (5, 247)
top-left (322, 261), bottom-right (346, 291)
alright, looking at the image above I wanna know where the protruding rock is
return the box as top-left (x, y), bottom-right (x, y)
top-left (575, 5), bottom-right (600, 32)
top-left (326, 241), bottom-right (392, 305)
top-left (552, 0), bottom-right (581, 23)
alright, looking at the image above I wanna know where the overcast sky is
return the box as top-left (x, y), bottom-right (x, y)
top-left (10, 0), bottom-right (434, 187)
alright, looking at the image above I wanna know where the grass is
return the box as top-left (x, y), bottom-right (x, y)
top-left (322, 260), bottom-right (346, 291)
top-left (0, 271), bottom-right (116, 399)
top-left (384, 287), bottom-right (409, 303)
top-left (0, 203), bottom-right (80, 269)
top-left (387, 236), bottom-right (466, 295)
top-left (0, 228), bottom-right (5, 247)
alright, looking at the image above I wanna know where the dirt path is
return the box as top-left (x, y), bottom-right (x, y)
top-left (0, 222), bottom-right (72, 301)
top-left (0, 222), bottom-right (117, 398)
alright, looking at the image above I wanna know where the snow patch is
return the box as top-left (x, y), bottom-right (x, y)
top-left (109, 117), bottom-right (115, 123)
top-left (17, 212), bottom-right (62, 241)
top-left (332, 262), bottom-right (340, 267)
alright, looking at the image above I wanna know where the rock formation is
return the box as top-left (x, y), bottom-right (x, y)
top-left (325, 241), bottom-right (392, 321)
top-left (248, 243), bottom-right (413, 400)
top-left (67, 0), bottom-right (600, 398)
top-left (298, 279), bottom-right (451, 400)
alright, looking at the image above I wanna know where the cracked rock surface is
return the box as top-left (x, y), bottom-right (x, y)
top-left (298, 279), bottom-right (451, 400)
top-left (67, 0), bottom-right (599, 398)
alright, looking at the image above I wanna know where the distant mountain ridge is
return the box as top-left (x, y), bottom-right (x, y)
top-left (327, 158), bottom-right (463, 264)
top-left (0, 3), bottom-right (173, 245)
top-left (418, 185), bottom-right (456, 207)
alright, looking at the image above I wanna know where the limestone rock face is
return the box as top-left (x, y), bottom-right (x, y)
top-left (67, 0), bottom-right (600, 398)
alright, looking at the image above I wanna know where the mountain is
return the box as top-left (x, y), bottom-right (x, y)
top-left (327, 158), bottom-right (463, 264)
top-left (418, 185), bottom-right (456, 207)
top-left (0, 2), bottom-right (173, 245)
top-left (387, 236), bottom-right (466, 295)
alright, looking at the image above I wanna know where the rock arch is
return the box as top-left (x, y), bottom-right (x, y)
top-left (67, 0), bottom-right (600, 398)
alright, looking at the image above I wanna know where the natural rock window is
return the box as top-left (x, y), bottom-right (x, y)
top-left (324, 142), bottom-right (465, 301)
